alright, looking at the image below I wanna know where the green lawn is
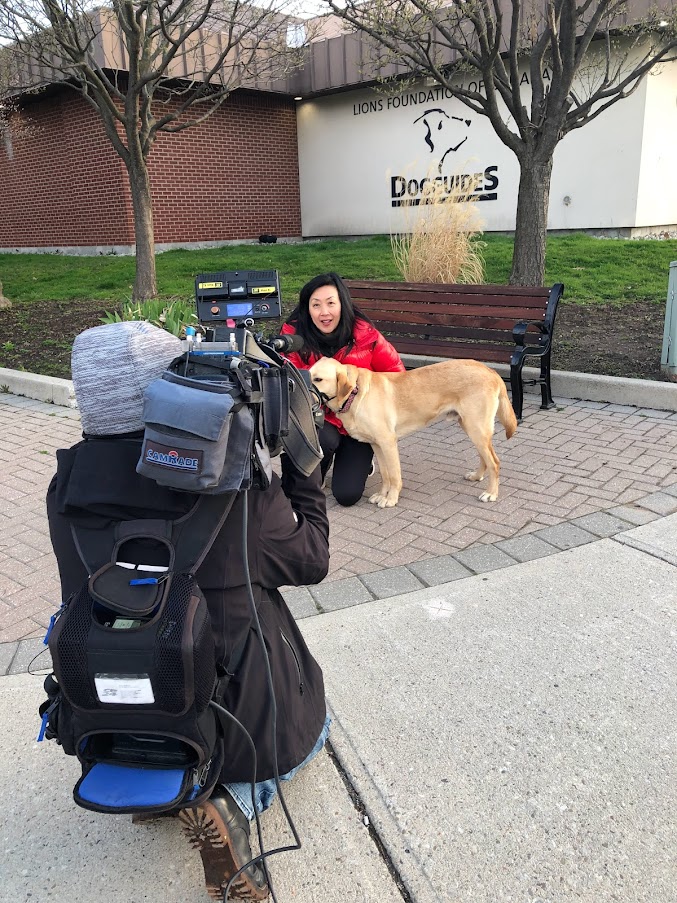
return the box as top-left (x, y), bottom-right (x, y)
top-left (1, 233), bottom-right (675, 308)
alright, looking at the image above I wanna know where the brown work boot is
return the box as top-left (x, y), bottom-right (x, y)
top-left (179, 789), bottom-right (269, 901)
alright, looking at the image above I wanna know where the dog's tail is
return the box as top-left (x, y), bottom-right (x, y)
top-left (497, 382), bottom-right (518, 439)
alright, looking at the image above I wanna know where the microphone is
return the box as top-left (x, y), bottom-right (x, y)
top-left (267, 334), bottom-right (305, 353)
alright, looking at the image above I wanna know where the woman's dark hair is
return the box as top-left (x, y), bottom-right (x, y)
top-left (286, 272), bottom-right (371, 362)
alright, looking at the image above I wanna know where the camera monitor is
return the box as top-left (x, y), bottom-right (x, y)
top-left (195, 270), bottom-right (282, 323)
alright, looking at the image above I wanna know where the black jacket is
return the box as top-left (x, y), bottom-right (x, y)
top-left (46, 435), bottom-right (330, 782)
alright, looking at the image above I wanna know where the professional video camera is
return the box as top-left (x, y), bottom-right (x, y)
top-left (136, 269), bottom-right (324, 493)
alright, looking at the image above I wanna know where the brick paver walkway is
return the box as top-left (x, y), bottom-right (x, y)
top-left (324, 396), bottom-right (677, 577)
top-left (1, 391), bottom-right (677, 649)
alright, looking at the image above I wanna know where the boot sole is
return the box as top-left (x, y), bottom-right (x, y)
top-left (179, 802), bottom-right (269, 901)
top-left (131, 811), bottom-right (176, 825)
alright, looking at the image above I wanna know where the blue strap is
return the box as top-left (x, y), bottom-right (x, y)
top-left (37, 711), bottom-right (49, 742)
top-left (43, 602), bottom-right (66, 644)
top-left (43, 612), bottom-right (58, 644)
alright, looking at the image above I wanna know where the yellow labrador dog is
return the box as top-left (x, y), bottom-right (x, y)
top-left (309, 357), bottom-right (517, 507)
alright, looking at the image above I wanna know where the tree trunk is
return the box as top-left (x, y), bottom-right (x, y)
top-left (127, 157), bottom-right (157, 301)
top-left (510, 156), bottom-right (553, 287)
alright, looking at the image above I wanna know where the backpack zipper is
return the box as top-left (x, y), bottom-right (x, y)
top-left (280, 631), bottom-right (304, 695)
top-left (191, 757), bottom-right (212, 797)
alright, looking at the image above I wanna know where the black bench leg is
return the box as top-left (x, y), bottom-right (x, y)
top-left (509, 351), bottom-right (525, 421)
top-left (539, 351), bottom-right (555, 410)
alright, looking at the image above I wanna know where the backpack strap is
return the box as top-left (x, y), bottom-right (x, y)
top-left (71, 492), bottom-right (238, 576)
top-left (171, 492), bottom-right (238, 575)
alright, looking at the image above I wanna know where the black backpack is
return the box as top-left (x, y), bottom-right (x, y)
top-left (39, 492), bottom-right (240, 815)
top-left (39, 342), bottom-right (322, 814)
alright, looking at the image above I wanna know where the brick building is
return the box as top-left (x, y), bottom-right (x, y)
top-left (2, 13), bottom-right (676, 251)
top-left (0, 86), bottom-right (301, 252)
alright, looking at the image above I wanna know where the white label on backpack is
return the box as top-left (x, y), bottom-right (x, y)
top-left (94, 674), bottom-right (155, 705)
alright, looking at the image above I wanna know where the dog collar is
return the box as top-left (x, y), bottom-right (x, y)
top-left (338, 386), bottom-right (359, 413)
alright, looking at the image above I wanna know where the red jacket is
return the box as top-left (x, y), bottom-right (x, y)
top-left (281, 318), bottom-right (405, 432)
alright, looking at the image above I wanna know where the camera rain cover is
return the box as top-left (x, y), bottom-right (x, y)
top-left (137, 372), bottom-right (254, 493)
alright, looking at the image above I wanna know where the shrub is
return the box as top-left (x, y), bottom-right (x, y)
top-left (101, 297), bottom-right (198, 337)
top-left (391, 166), bottom-right (486, 284)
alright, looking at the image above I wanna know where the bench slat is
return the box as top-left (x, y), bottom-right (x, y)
top-left (371, 313), bottom-right (539, 331)
top-left (374, 322), bottom-right (515, 343)
top-left (352, 290), bottom-right (548, 310)
top-left (363, 303), bottom-right (546, 320)
top-left (391, 340), bottom-right (513, 362)
top-left (347, 280), bottom-right (550, 298)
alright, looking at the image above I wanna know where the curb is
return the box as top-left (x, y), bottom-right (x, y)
top-left (0, 367), bottom-right (77, 408)
top-left (1, 363), bottom-right (677, 413)
top-left (512, 364), bottom-right (677, 412)
top-left (402, 357), bottom-right (677, 413)
top-left (4, 486), bottom-right (677, 676)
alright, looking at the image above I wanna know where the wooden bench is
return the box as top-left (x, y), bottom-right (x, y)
top-left (344, 280), bottom-right (565, 420)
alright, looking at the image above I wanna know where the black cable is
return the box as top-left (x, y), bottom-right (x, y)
top-left (217, 491), bottom-right (303, 903)
top-left (207, 697), bottom-right (270, 901)
top-left (27, 646), bottom-right (52, 676)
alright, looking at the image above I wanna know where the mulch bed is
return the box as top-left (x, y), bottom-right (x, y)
top-left (0, 297), bottom-right (671, 382)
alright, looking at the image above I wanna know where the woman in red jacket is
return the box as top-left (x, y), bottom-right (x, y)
top-left (281, 272), bottom-right (405, 506)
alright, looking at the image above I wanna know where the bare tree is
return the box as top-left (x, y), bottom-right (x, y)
top-left (1, 48), bottom-right (43, 162)
top-left (0, 0), bottom-right (308, 299)
top-left (324, 0), bottom-right (677, 285)
top-left (0, 45), bottom-right (21, 159)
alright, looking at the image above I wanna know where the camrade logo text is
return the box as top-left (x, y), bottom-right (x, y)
top-left (146, 446), bottom-right (200, 472)
top-left (391, 166), bottom-right (499, 207)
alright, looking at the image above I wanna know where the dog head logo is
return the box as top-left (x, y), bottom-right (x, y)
top-left (413, 108), bottom-right (472, 174)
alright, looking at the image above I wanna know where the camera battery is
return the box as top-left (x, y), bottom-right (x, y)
top-left (228, 280), bottom-right (247, 297)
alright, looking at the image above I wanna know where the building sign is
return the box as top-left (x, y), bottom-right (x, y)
top-left (349, 87), bottom-right (501, 207)
top-left (389, 102), bottom-right (499, 206)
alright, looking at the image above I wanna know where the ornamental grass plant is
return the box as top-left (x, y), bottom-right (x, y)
top-left (390, 165), bottom-right (486, 284)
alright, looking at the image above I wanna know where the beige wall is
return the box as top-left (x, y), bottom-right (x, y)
top-left (549, 79), bottom-right (646, 231)
top-left (297, 57), bottom-right (675, 236)
top-left (636, 60), bottom-right (677, 227)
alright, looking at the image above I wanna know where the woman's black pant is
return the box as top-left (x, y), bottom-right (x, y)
top-left (319, 422), bottom-right (373, 507)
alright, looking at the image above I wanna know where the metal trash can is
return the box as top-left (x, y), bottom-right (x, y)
top-left (662, 261), bottom-right (677, 382)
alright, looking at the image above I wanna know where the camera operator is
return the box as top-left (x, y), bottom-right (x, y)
top-left (46, 321), bottom-right (330, 902)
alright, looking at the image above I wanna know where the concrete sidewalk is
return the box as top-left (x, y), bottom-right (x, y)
top-left (301, 515), bottom-right (677, 903)
top-left (0, 379), bottom-right (676, 902)
top-left (1, 508), bottom-right (675, 902)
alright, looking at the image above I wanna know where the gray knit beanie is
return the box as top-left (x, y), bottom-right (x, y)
top-left (71, 321), bottom-right (183, 436)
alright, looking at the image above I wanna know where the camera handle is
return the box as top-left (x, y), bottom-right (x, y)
top-left (185, 320), bottom-right (324, 433)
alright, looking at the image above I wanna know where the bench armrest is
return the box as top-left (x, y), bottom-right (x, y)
top-left (513, 320), bottom-right (550, 347)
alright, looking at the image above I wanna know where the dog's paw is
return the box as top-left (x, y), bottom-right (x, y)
top-left (465, 470), bottom-right (484, 483)
top-left (479, 490), bottom-right (498, 502)
top-left (369, 491), bottom-right (399, 508)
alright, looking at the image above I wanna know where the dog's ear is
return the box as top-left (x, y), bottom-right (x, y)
top-left (335, 367), bottom-right (356, 408)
